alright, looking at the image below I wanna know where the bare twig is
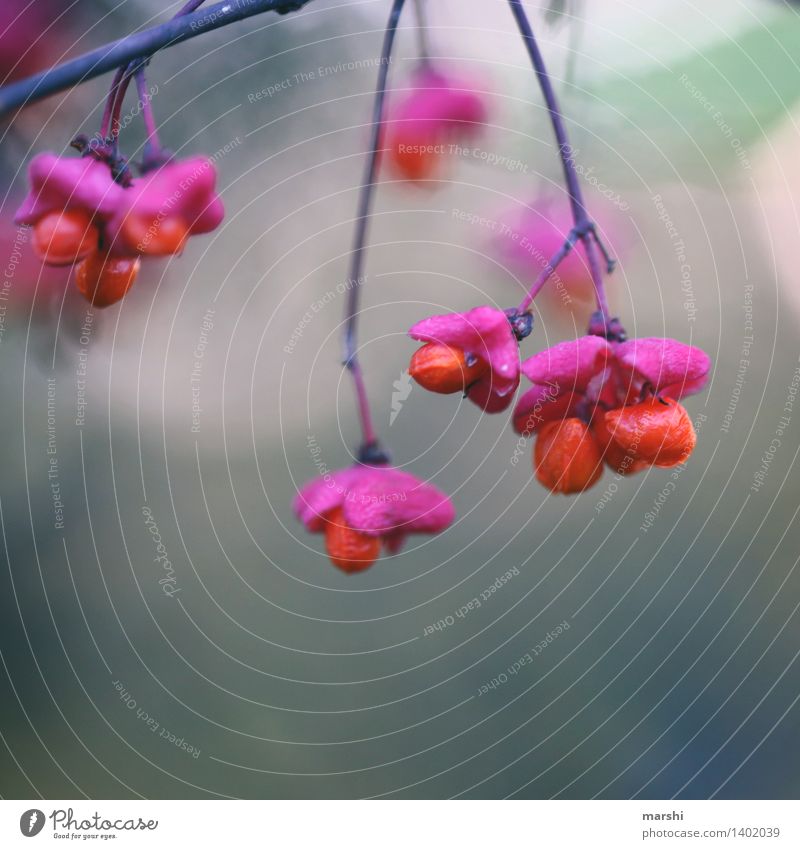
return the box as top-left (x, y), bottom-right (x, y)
top-left (0, 0), bottom-right (315, 117)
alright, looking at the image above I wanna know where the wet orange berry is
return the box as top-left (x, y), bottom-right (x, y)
top-left (74, 251), bottom-right (140, 308)
top-left (534, 418), bottom-right (603, 494)
top-left (324, 507), bottom-right (381, 573)
top-left (33, 209), bottom-right (98, 266)
top-left (604, 397), bottom-right (696, 467)
top-left (592, 410), bottom-right (649, 475)
top-left (122, 215), bottom-right (189, 256)
top-left (409, 342), bottom-right (487, 394)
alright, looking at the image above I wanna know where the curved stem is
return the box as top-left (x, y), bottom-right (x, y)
top-left (343, 0), bottom-right (406, 453)
top-left (517, 231), bottom-right (576, 314)
top-left (516, 220), bottom-right (614, 314)
top-left (0, 0), bottom-right (315, 117)
top-left (105, 0), bottom-right (208, 148)
top-left (507, 0), bottom-right (611, 327)
top-left (99, 67), bottom-right (126, 138)
top-left (135, 66), bottom-right (159, 148)
top-left (109, 66), bottom-right (135, 145)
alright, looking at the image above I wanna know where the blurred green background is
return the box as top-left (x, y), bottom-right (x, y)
top-left (1, 0), bottom-right (799, 799)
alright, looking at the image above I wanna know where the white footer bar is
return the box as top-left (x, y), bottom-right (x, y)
top-left (1, 799), bottom-right (796, 847)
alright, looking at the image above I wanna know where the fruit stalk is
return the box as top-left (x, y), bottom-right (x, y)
top-left (508, 0), bottom-right (611, 327)
top-left (135, 67), bottom-right (160, 151)
top-left (342, 0), bottom-right (406, 453)
top-left (102, 0), bottom-right (207, 152)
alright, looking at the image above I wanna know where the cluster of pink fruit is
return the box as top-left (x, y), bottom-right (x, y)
top-left (16, 151), bottom-right (223, 307)
top-left (293, 60), bottom-right (711, 574)
top-left (11, 2), bottom-right (710, 578)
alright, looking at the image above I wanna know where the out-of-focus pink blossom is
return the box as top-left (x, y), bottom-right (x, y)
top-left (0, 0), bottom-right (63, 82)
top-left (384, 65), bottom-right (488, 182)
top-left (494, 199), bottom-right (624, 306)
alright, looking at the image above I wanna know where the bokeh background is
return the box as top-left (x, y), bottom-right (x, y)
top-left (1, 0), bottom-right (799, 799)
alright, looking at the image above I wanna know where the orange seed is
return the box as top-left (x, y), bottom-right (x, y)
top-left (603, 398), bottom-right (696, 467)
top-left (74, 251), bottom-right (140, 308)
top-left (33, 209), bottom-right (98, 266)
top-left (534, 418), bottom-right (603, 494)
top-left (409, 342), bottom-right (487, 394)
top-left (592, 409), bottom-right (650, 475)
top-left (324, 507), bottom-right (381, 573)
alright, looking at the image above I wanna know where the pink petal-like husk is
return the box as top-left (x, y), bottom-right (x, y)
top-left (343, 468), bottom-right (455, 537)
top-left (513, 384), bottom-right (578, 434)
top-left (615, 337), bottom-right (710, 399)
top-left (294, 466), bottom-right (455, 539)
top-left (14, 153), bottom-right (125, 224)
top-left (105, 157), bottom-right (224, 255)
top-left (465, 371), bottom-right (520, 412)
top-left (521, 335), bottom-right (612, 394)
top-left (292, 467), bottom-right (362, 532)
top-left (409, 305), bottom-right (519, 411)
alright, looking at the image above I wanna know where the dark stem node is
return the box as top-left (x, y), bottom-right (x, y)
top-left (505, 308), bottom-right (534, 342)
top-left (588, 310), bottom-right (626, 342)
top-left (357, 441), bottom-right (391, 465)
